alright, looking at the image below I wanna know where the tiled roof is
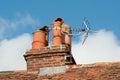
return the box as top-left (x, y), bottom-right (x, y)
top-left (0, 62), bottom-right (120, 80)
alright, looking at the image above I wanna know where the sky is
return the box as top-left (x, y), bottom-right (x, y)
top-left (0, 0), bottom-right (120, 71)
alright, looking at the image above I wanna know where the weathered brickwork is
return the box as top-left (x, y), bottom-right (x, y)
top-left (24, 45), bottom-right (73, 72)
top-left (25, 52), bottom-right (67, 72)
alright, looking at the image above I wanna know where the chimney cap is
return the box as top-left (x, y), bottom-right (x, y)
top-left (54, 18), bottom-right (64, 23)
top-left (39, 26), bottom-right (50, 32)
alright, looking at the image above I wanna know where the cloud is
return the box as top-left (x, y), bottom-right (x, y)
top-left (0, 13), bottom-right (40, 71)
top-left (0, 14), bottom-right (39, 29)
top-left (72, 30), bottom-right (120, 64)
top-left (8, 14), bottom-right (39, 29)
top-left (0, 33), bottom-right (32, 71)
top-left (0, 27), bottom-right (4, 40)
top-left (0, 14), bottom-right (40, 40)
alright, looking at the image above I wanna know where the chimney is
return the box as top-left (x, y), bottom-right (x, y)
top-left (61, 24), bottom-right (71, 46)
top-left (52, 18), bottom-right (64, 45)
top-left (32, 26), bottom-right (50, 49)
top-left (24, 18), bottom-right (76, 72)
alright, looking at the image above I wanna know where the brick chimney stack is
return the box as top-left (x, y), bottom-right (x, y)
top-left (24, 18), bottom-right (76, 73)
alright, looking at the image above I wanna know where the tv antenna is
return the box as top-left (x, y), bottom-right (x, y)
top-left (61, 17), bottom-right (95, 45)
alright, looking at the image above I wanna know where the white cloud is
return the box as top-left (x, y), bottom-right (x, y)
top-left (0, 14), bottom-right (40, 40)
top-left (9, 14), bottom-right (39, 29)
top-left (72, 30), bottom-right (120, 64)
top-left (0, 33), bottom-right (32, 71)
top-left (0, 27), bottom-right (4, 40)
top-left (0, 14), bottom-right (39, 29)
top-left (0, 14), bottom-right (40, 71)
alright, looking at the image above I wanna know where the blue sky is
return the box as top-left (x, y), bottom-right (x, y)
top-left (0, 0), bottom-right (120, 40)
top-left (0, 0), bottom-right (120, 71)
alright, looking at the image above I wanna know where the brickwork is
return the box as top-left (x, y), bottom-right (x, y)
top-left (25, 52), bottom-right (67, 72)
top-left (24, 45), bottom-right (74, 72)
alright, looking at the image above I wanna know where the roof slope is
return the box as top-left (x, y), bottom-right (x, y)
top-left (0, 62), bottom-right (120, 80)
top-left (37, 62), bottom-right (120, 80)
